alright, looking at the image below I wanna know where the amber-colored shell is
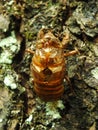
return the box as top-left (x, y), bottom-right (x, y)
top-left (31, 31), bottom-right (65, 101)
top-left (26, 29), bottom-right (79, 101)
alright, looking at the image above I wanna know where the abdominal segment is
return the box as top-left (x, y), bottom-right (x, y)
top-left (32, 63), bottom-right (65, 101)
top-left (31, 47), bottom-right (65, 101)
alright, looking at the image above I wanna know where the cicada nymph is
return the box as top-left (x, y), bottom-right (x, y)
top-left (27, 29), bottom-right (78, 101)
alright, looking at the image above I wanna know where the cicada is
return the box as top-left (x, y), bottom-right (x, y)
top-left (26, 29), bottom-right (78, 101)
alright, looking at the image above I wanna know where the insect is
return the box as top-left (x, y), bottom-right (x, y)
top-left (26, 29), bottom-right (78, 101)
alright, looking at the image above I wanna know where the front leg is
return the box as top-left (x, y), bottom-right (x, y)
top-left (25, 49), bottom-right (35, 55)
top-left (64, 48), bottom-right (79, 57)
top-left (61, 31), bottom-right (70, 47)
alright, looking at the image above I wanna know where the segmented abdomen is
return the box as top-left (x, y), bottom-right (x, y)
top-left (31, 48), bottom-right (65, 101)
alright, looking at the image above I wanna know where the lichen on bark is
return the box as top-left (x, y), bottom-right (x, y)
top-left (0, 0), bottom-right (98, 130)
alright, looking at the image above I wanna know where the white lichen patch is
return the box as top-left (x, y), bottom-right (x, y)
top-left (4, 74), bottom-right (18, 89)
top-left (45, 100), bottom-right (65, 119)
top-left (0, 31), bottom-right (20, 64)
top-left (26, 115), bottom-right (33, 123)
top-left (91, 67), bottom-right (98, 80)
top-left (0, 14), bottom-right (10, 32)
top-left (0, 51), bottom-right (13, 64)
top-left (0, 118), bottom-right (3, 123)
top-left (92, 44), bottom-right (98, 56)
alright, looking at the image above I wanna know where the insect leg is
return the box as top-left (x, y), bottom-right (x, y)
top-left (62, 32), bottom-right (70, 47)
top-left (25, 49), bottom-right (35, 55)
top-left (64, 48), bottom-right (79, 57)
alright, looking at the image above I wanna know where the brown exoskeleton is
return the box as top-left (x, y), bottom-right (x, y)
top-left (26, 29), bottom-right (78, 101)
